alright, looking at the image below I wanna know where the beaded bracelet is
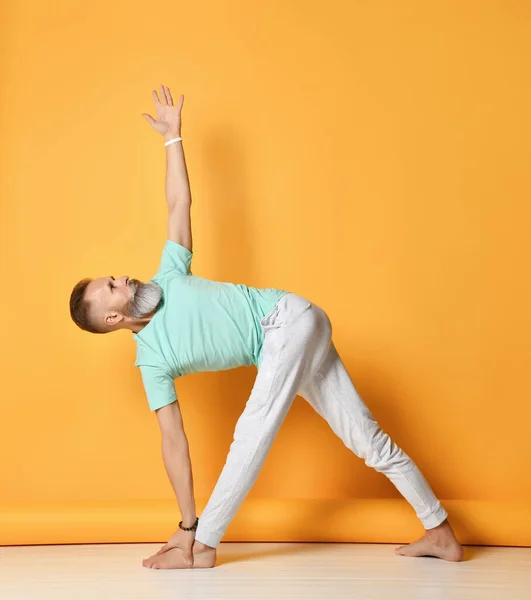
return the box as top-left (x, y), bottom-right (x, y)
top-left (179, 517), bottom-right (199, 531)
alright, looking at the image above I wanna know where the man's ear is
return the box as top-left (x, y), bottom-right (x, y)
top-left (105, 312), bottom-right (122, 326)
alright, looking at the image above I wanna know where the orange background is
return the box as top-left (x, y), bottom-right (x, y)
top-left (1, 0), bottom-right (530, 546)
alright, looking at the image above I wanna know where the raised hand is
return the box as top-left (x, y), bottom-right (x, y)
top-left (142, 84), bottom-right (183, 136)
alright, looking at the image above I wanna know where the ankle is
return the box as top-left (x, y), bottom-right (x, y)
top-left (426, 520), bottom-right (457, 542)
top-left (195, 540), bottom-right (215, 552)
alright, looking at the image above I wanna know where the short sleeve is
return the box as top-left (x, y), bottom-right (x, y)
top-left (138, 364), bottom-right (178, 411)
top-left (156, 239), bottom-right (193, 276)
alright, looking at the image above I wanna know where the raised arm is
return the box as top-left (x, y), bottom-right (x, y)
top-left (142, 84), bottom-right (192, 252)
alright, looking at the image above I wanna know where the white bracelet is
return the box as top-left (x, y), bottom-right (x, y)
top-left (164, 136), bottom-right (183, 146)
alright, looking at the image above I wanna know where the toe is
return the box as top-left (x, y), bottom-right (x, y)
top-left (143, 552), bottom-right (159, 567)
top-left (151, 553), bottom-right (171, 569)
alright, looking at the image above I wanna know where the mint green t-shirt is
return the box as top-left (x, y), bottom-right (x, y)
top-left (133, 240), bottom-right (289, 411)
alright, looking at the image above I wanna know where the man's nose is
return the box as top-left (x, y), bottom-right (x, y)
top-left (122, 276), bottom-right (129, 286)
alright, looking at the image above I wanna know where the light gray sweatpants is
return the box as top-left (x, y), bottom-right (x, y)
top-left (194, 292), bottom-right (448, 548)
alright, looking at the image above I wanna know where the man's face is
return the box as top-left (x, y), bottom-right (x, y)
top-left (84, 275), bottom-right (163, 329)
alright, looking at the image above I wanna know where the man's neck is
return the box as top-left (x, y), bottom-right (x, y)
top-left (130, 313), bottom-right (155, 334)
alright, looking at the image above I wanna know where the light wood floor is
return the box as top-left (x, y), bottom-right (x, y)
top-left (1, 542), bottom-right (530, 599)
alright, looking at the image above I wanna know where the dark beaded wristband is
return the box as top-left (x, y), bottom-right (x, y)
top-left (179, 517), bottom-right (199, 531)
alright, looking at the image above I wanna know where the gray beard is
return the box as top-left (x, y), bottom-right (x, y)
top-left (125, 280), bottom-right (163, 319)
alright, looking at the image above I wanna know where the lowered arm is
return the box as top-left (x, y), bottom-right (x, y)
top-left (156, 402), bottom-right (198, 528)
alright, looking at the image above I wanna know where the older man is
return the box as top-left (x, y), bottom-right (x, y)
top-left (69, 85), bottom-right (463, 569)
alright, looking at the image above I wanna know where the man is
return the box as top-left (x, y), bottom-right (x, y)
top-left (69, 85), bottom-right (463, 569)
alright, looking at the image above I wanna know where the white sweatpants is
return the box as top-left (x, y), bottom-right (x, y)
top-left (194, 292), bottom-right (448, 548)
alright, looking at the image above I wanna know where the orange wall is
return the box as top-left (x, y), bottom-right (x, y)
top-left (1, 0), bottom-right (530, 525)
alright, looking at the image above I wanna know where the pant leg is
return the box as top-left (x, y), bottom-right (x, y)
top-left (195, 293), bottom-right (332, 548)
top-left (298, 340), bottom-right (448, 530)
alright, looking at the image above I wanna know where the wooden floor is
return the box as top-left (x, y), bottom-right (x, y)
top-left (1, 542), bottom-right (530, 599)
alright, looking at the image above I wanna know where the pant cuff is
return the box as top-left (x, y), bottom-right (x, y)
top-left (421, 503), bottom-right (448, 530)
top-left (195, 528), bottom-right (222, 549)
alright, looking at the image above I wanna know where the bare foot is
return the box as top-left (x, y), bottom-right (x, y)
top-left (192, 541), bottom-right (217, 568)
top-left (142, 540), bottom-right (217, 569)
top-left (394, 518), bottom-right (463, 562)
